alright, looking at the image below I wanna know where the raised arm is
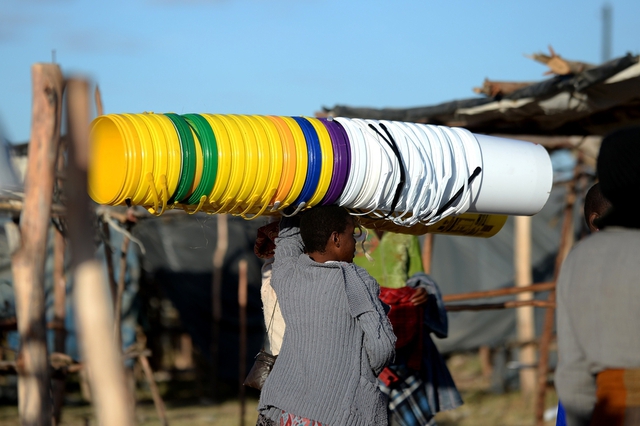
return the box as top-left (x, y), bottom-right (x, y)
top-left (273, 215), bottom-right (304, 265)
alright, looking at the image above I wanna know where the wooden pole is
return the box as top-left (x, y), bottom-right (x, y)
top-left (442, 282), bottom-right (555, 302)
top-left (11, 63), bottom-right (63, 426)
top-left (445, 299), bottom-right (555, 312)
top-left (65, 77), bottom-right (134, 426)
top-left (51, 132), bottom-right (68, 426)
top-left (421, 234), bottom-right (434, 274)
top-left (52, 227), bottom-right (67, 425)
top-left (113, 234), bottom-right (131, 349)
top-left (211, 214), bottom-right (228, 400)
top-left (515, 215), bottom-right (536, 397)
top-left (139, 353), bottom-right (168, 426)
top-left (534, 162), bottom-right (580, 425)
top-left (238, 259), bottom-right (248, 426)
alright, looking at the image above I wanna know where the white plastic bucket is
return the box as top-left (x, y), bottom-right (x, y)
top-left (467, 133), bottom-right (553, 216)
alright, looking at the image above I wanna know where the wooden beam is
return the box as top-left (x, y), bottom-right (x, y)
top-left (11, 63), bottom-right (63, 426)
top-left (442, 282), bottom-right (555, 302)
top-left (66, 77), bottom-right (134, 426)
top-left (526, 46), bottom-right (595, 76)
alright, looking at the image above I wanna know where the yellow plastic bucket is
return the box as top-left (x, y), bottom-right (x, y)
top-left (304, 117), bottom-right (334, 207)
top-left (144, 112), bottom-right (182, 204)
top-left (254, 115), bottom-right (285, 207)
top-left (137, 113), bottom-right (169, 209)
top-left (279, 116), bottom-right (309, 210)
top-left (238, 115), bottom-right (280, 218)
top-left (110, 114), bottom-right (143, 205)
top-left (214, 115), bottom-right (247, 213)
top-left (201, 114), bottom-right (232, 207)
top-left (89, 115), bottom-right (132, 205)
top-left (265, 116), bottom-right (296, 209)
top-left (225, 115), bottom-right (260, 214)
top-left (121, 113), bottom-right (155, 205)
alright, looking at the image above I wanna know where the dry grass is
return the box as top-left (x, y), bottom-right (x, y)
top-left (0, 352), bottom-right (559, 426)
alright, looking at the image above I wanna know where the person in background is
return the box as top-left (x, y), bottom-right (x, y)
top-left (254, 219), bottom-right (285, 358)
top-left (257, 206), bottom-right (396, 426)
top-left (555, 126), bottom-right (640, 426)
top-left (582, 182), bottom-right (612, 234)
top-left (355, 230), bottom-right (463, 426)
top-left (555, 182), bottom-right (612, 426)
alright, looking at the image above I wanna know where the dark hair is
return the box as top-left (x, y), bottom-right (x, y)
top-left (595, 125), bottom-right (640, 229)
top-left (583, 183), bottom-right (611, 226)
top-left (299, 205), bottom-right (352, 253)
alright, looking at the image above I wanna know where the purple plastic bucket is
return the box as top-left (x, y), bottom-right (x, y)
top-left (319, 118), bottom-right (351, 205)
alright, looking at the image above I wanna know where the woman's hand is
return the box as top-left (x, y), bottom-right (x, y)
top-left (410, 287), bottom-right (429, 306)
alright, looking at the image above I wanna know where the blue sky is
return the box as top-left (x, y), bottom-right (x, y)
top-left (1, 0), bottom-right (639, 143)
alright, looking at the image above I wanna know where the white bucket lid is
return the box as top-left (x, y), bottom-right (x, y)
top-left (350, 118), bottom-right (387, 211)
top-left (335, 117), bottom-right (367, 207)
top-left (396, 122), bottom-right (433, 225)
top-left (362, 119), bottom-right (401, 214)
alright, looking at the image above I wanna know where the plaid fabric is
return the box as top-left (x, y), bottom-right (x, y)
top-left (379, 273), bottom-right (463, 419)
top-left (279, 412), bottom-right (325, 426)
top-left (379, 364), bottom-right (434, 426)
top-left (254, 221), bottom-right (280, 259)
top-left (590, 368), bottom-right (640, 426)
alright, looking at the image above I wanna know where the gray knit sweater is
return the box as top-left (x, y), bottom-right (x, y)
top-left (556, 227), bottom-right (640, 426)
top-left (258, 217), bottom-right (396, 425)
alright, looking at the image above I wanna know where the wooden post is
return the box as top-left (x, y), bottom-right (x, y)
top-left (238, 259), bottom-right (248, 426)
top-left (11, 63), bottom-right (63, 426)
top-left (514, 215), bottom-right (536, 397)
top-left (65, 77), bottom-right (134, 426)
top-left (421, 234), bottom-right (434, 274)
top-left (211, 214), bottom-right (228, 400)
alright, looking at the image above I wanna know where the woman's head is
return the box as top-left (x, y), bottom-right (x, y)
top-left (299, 205), bottom-right (357, 262)
top-left (595, 125), bottom-right (640, 229)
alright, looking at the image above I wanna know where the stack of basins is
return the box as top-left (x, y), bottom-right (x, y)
top-left (89, 113), bottom-right (552, 236)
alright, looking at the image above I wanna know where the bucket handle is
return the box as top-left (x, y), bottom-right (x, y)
top-left (147, 174), bottom-right (169, 216)
top-left (182, 195), bottom-right (207, 215)
top-left (240, 188), bottom-right (277, 220)
top-left (212, 197), bottom-right (234, 214)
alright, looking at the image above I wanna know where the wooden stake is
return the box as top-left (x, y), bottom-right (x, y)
top-left (211, 214), bottom-right (228, 400)
top-left (515, 215), bottom-right (536, 397)
top-left (52, 227), bottom-right (67, 425)
top-left (139, 354), bottom-right (168, 426)
top-left (238, 259), bottom-right (248, 426)
top-left (114, 234), bottom-right (131, 349)
top-left (11, 62), bottom-right (63, 426)
top-left (65, 77), bottom-right (134, 426)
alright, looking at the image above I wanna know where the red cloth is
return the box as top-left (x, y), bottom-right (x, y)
top-left (379, 286), bottom-right (424, 372)
top-left (254, 221), bottom-right (280, 259)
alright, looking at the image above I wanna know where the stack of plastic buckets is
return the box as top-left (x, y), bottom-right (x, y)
top-left (89, 113), bottom-right (552, 237)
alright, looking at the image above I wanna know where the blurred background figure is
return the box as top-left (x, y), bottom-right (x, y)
top-left (582, 182), bottom-right (611, 234)
top-left (556, 126), bottom-right (640, 426)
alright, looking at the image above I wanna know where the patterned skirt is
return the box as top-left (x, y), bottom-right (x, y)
top-left (256, 412), bottom-right (325, 426)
